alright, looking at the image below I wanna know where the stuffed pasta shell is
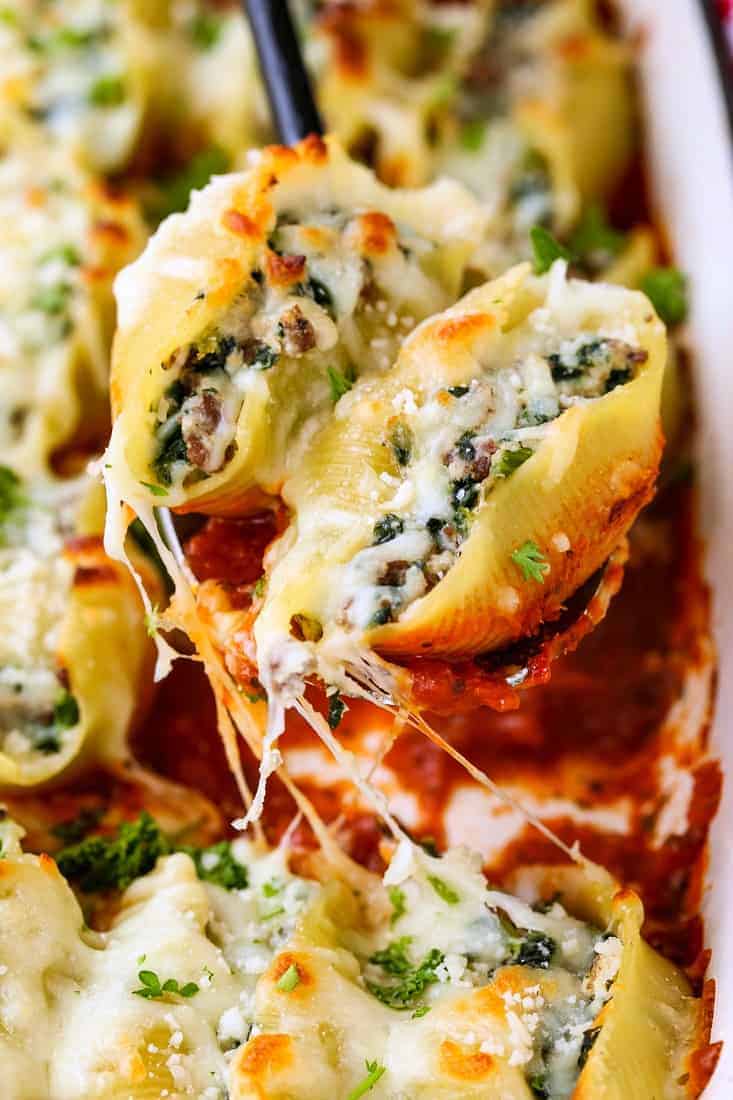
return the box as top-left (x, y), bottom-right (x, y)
top-left (232, 840), bottom-right (705, 1100)
top-left (106, 136), bottom-right (487, 515)
top-left (0, 129), bottom-right (146, 475)
top-left (0, 470), bottom-right (157, 789)
top-left (0, 0), bottom-right (162, 173)
top-left (0, 814), bottom-right (708, 1100)
top-left (251, 261), bottom-right (664, 705)
top-left (301, 0), bottom-right (492, 187)
top-left (305, 0), bottom-right (633, 277)
top-left (436, 0), bottom-right (634, 278)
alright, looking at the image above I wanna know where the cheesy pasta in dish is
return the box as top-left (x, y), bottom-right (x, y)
top-left (304, 0), bottom-right (633, 278)
top-left (0, 814), bottom-right (704, 1100)
top-left (0, 0), bottom-right (263, 176)
top-left (102, 140), bottom-right (664, 743)
top-left (0, 470), bottom-right (157, 789)
top-left (106, 136), bottom-right (486, 514)
top-left (0, 127), bottom-right (144, 475)
top-left (0, 0), bottom-right (718, 1097)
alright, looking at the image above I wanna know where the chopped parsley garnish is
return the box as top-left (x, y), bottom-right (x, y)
top-left (346, 1059), bottom-right (387, 1100)
top-left (577, 1026), bottom-right (602, 1069)
top-left (56, 812), bottom-right (171, 893)
top-left (493, 445), bottom-right (533, 479)
top-left (530, 226), bottom-right (573, 275)
top-left (147, 146), bottom-right (231, 223)
top-left (51, 806), bottom-right (105, 846)
top-left (39, 243), bottom-right (81, 267)
top-left (411, 1004), bottom-right (431, 1018)
top-left (373, 513), bottom-right (404, 545)
top-left (366, 937), bottom-right (443, 1009)
top-left (53, 689), bottom-right (79, 729)
top-left (511, 540), bottom-right (549, 583)
top-left (529, 1071), bottom-right (551, 1098)
top-left (371, 937), bottom-right (412, 975)
top-left (262, 879), bottom-right (282, 898)
top-left (188, 11), bottom-right (222, 49)
top-left (459, 118), bottom-right (487, 151)
top-left (327, 690), bottom-right (346, 730)
top-left (88, 74), bottom-right (125, 107)
top-left (327, 365), bottom-right (354, 402)
top-left (427, 874), bottom-right (459, 905)
top-left (570, 204), bottom-right (625, 264)
top-left (31, 282), bottom-right (72, 315)
top-left (132, 969), bottom-right (199, 1000)
top-left (140, 480), bottom-right (168, 497)
top-left (276, 964), bottom-right (300, 992)
top-left (179, 841), bottom-right (248, 891)
top-left (641, 266), bottom-right (688, 327)
top-left (388, 885), bottom-right (407, 925)
top-left (57, 813), bottom-right (252, 895)
top-left (253, 576), bottom-right (266, 597)
top-left (0, 465), bottom-right (25, 530)
top-left (448, 385), bottom-right (470, 398)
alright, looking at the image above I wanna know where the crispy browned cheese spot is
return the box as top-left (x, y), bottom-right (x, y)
top-left (439, 1039), bottom-right (495, 1082)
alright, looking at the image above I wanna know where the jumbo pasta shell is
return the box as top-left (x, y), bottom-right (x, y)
top-left (108, 136), bottom-right (487, 516)
top-left (0, 476), bottom-right (159, 790)
top-left (253, 262), bottom-right (664, 678)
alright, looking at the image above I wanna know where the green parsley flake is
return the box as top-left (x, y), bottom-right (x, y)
top-left (88, 74), bottom-right (125, 107)
top-left (641, 267), bottom-right (689, 327)
top-left (56, 812), bottom-right (171, 893)
top-left (388, 885), bottom-right (406, 925)
top-left (53, 689), bottom-right (80, 730)
top-left (179, 840), bottom-right (249, 891)
top-left (459, 119), bottom-right (486, 151)
top-left (189, 11), bottom-right (221, 50)
top-left (327, 365), bottom-right (354, 402)
top-left (530, 226), bottom-right (573, 275)
top-left (427, 874), bottom-right (459, 905)
top-left (570, 204), bottom-right (625, 263)
top-left (140, 481), bottom-right (168, 497)
top-left (511, 540), bottom-right (549, 583)
top-left (367, 938), bottom-right (444, 1009)
top-left (346, 1060), bottom-right (387, 1100)
top-left (276, 964), bottom-right (300, 992)
top-left (132, 969), bottom-right (199, 1000)
top-left (493, 445), bottom-right (533, 479)
top-left (0, 466), bottom-right (25, 531)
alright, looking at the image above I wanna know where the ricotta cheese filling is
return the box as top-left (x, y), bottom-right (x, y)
top-left (150, 208), bottom-right (461, 493)
top-left (338, 333), bottom-right (646, 631)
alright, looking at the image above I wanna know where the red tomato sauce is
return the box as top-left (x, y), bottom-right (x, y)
top-left (133, 479), bottom-right (718, 975)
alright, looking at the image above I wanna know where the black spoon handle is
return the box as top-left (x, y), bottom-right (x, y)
top-left (244, 0), bottom-right (324, 144)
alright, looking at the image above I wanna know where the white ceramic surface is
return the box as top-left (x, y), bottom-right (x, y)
top-left (619, 1), bottom-right (733, 1092)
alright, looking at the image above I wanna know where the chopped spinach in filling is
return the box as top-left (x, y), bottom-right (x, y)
top-left (343, 337), bottom-right (646, 630)
top-left (358, 847), bottom-right (621, 1100)
top-left (150, 208), bottom-right (454, 491)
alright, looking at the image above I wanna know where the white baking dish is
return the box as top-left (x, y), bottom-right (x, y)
top-left (616, 1), bottom-right (733, 1092)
